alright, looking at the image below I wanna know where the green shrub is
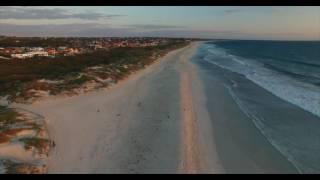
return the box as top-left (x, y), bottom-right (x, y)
top-left (0, 40), bottom-right (190, 99)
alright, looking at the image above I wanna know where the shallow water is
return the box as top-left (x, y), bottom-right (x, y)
top-left (194, 41), bottom-right (320, 173)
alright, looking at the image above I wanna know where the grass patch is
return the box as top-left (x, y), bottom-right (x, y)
top-left (19, 137), bottom-right (51, 155)
top-left (0, 134), bottom-right (10, 144)
top-left (67, 75), bottom-right (91, 86)
top-left (0, 106), bottom-right (20, 131)
top-left (1, 159), bottom-right (43, 174)
top-left (50, 75), bottom-right (92, 93)
top-left (0, 40), bottom-right (190, 101)
top-left (0, 107), bottom-right (39, 144)
top-left (0, 128), bottom-right (33, 144)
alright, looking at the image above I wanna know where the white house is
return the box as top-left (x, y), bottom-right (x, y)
top-left (11, 51), bottom-right (48, 59)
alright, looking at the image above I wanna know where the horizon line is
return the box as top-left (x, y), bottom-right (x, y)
top-left (1, 35), bottom-right (319, 42)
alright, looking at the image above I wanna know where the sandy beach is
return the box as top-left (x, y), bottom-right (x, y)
top-left (1, 5), bottom-right (319, 174)
top-left (12, 42), bottom-right (222, 173)
top-left (9, 41), bottom-right (301, 174)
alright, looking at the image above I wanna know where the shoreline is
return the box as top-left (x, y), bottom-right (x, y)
top-left (194, 55), bottom-right (299, 173)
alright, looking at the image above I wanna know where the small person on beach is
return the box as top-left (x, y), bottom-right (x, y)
top-left (51, 141), bottom-right (56, 148)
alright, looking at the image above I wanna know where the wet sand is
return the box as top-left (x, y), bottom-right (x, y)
top-left (195, 59), bottom-right (299, 173)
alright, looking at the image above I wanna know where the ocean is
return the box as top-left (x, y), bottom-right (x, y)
top-left (194, 40), bottom-right (320, 173)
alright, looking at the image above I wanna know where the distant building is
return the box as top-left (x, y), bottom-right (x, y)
top-left (63, 48), bottom-right (80, 56)
top-left (11, 51), bottom-right (48, 59)
top-left (58, 46), bottom-right (67, 51)
top-left (11, 53), bottom-right (32, 59)
top-left (29, 47), bottom-right (44, 51)
top-left (47, 48), bottom-right (57, 56)
top-left (88, 44), bottom-right (103, 50)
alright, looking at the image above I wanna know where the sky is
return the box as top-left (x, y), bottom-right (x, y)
top-left (0, 6), bottom-right (319, 40)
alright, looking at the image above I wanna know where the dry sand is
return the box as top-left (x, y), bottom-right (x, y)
top-left (11, 42), bottom-right (223, 173)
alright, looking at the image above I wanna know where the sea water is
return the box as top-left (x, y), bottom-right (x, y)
top-left (197, 40), bottom-right (320, 173)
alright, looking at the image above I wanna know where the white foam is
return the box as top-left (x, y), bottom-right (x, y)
top-left (225, 85), bottom-right (303, 173)
top-left (203, 44), bottom-right (320, 119)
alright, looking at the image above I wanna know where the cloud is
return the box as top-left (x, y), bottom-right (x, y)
top-left (0, 23), bottom-right (136, 37)
top-left (0, 23), bottom-right (312, 40)
top-left (134, 29), bottom-right (243, 39)
top-left (0, 23), bottom-right (236, 38)
top-left (223, 8), bottom-right (244, 15)
top-left (0, 7), bottom-right (124, 20)
top-left (127, 24), bottom-right (185, 30)
top-left (0, 23), bottom-right (233, 38)
top-left (223, 7), bottom-right (276, 16)
top-left (0, 23), bottom-right (216, 37)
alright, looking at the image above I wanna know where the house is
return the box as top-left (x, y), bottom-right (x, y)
top-left (47, 48), bottom-right (57, 56)
top-left (29, 47), bottom-right (44, 51)
top-left (31, 51), bottom-right (48, 57)
top-left (58, 46), bottom-right (67, 51)
top-left (11, 53), bottom-right (33, 59)
top-left (61, 48), bottom-right (80, 56)
top-left (11, 51), bottom-right (48, 59)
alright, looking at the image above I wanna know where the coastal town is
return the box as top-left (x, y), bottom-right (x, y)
top-left (0, 36), bottom-right (178, 60)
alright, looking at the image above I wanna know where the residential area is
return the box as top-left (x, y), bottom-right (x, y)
top-left (0, 36), bottom-right (174, 60)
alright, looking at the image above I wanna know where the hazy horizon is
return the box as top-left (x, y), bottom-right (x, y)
top-left (0, 6), bottom-right (319, 41)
